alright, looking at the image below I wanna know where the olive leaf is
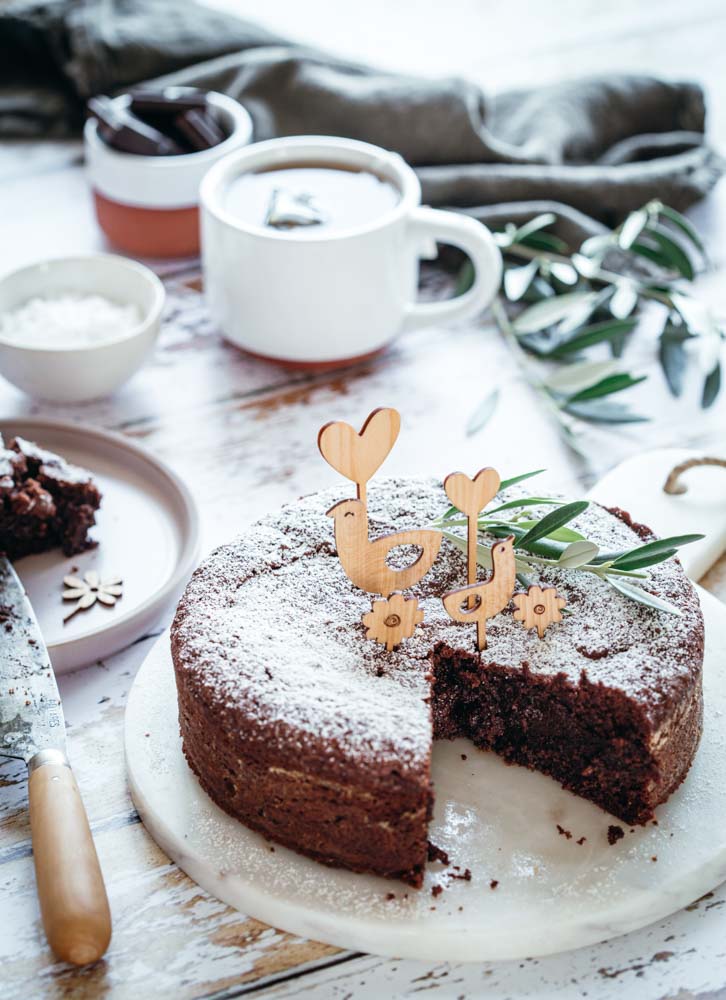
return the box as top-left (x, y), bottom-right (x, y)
top-left (607, 577), bottom-right (682, 616)
top-left (618, 209), bottom-right (648, 250)
top-left (515, 501), bottom-right (589, 550)
top-left (703, 362), bottom-right (722, 409)
top-left (466, 387), bottom-right (500, 436)
top-left (557, 539), bottom-right (600, 568)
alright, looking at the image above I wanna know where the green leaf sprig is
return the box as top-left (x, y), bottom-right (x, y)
top-left (464, 202), bottom-right (724, 439)
top-left (433, 469), bottom-right (703, 615)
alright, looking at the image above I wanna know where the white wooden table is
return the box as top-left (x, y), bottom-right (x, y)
top-left (2, 1), bottom-right (726, 996)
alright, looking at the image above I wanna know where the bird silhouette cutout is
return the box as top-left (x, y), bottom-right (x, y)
top-left (442, 535), bottom-right (516, 651)
top-left (327, 498), bottom-right (442, 597)
top-left (318, 408), bottom-right (400, 505)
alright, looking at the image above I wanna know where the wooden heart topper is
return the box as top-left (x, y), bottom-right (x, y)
top-left (444, 468), bottom-right (501, 520)
top-left (444, 467), bottom-right (500, 606)
top-left (318, 408), bottom-right (401, 505)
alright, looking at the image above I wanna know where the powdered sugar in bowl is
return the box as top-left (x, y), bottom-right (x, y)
top-left (0, 255), bottom-right (164, 402)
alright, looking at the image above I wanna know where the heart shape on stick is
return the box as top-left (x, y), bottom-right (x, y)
top-left (444, 467), bottom-right (501, 518)
top-left (444, 467), bottom-right (501, 605)
top-left (318, 408), bottom-right (401, 504)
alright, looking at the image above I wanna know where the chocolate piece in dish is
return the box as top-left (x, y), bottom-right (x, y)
top-left (171, 479), bottom-right (703, 888)
top-left (0, 435), bottom-right (101, 559)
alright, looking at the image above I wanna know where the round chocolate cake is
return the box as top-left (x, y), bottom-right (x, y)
top-left (171, 478), bottom-right (704, 887)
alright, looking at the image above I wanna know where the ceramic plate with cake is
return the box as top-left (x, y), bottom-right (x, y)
top-left (126, 410), bottom-right (726, 961)
top-left (0, 418), bottom-right (199, 673)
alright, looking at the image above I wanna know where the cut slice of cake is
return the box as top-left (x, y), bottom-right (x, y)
top-left (0, 435), bottom-right (102, 559)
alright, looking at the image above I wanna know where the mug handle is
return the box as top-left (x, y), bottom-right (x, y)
top-left (402, 206), bottom-right (503, 331)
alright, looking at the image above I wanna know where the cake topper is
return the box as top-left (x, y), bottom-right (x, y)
top-left (319, 408), bottom-right (441, 650)
top-left (512, 585), bottom-right (566, 638)
top-left (326, 499), bottom-right (441, 596)
top-left (318, 407), bottom-right (400, 506)
top-left (444, 468), bottom-right (500, 608)
top-left (62, 570), bottom-right (123, 623)
top-left (318, 408), bottom-right (572, 653)
top-left (441, 535), bottom-right (516, 651)
top-left (363, 593), bottom-right (425, 652)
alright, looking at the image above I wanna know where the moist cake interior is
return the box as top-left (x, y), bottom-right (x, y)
top-left (0, 434), bottom-right (102, 559)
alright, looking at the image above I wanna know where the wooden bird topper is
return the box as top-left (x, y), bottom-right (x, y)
top-left (326, 499), bottom-right (441, 597)
top-left (318, 407), bottom-right (441, 651)
top-left (444, 468), bottom-right (500, 608)
top-left (512, 585), bottom-right (566, 638)
top-left (318, 407), bottom-right (400, 506)
top-left (442, 535), bottom-right (516, 651)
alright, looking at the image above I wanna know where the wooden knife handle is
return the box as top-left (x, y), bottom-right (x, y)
top-left (28, 754), bottom-right (112, 965)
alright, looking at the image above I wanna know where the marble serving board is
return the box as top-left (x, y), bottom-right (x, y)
top-left (125, 584), bottom-right (726, 963)
top-left (587, 447), bottom-right (726, 581)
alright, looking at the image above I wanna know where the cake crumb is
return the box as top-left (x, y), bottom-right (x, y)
top-left (607, 825), bottom-right (625, 845)
top-left (449, 867), bottom-right (472, 882)
top-left (460, 753), bottom-right (467, 760)
top-left (431, 884), bottom-right (443, 898)
top-left (576, 836), bottom-right (586, 845)
top-left (385, 892), bottom-right (395, 901)
top-left (427, 841), bottom-right (450, 865)
top-left (556, 824), bottom-right (572, 840)
top-left (651, 855), bottom-right (658, 862)
top-left (490, 879), bottom-right (499, 890)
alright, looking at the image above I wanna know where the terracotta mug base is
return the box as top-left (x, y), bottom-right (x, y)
top-left (239, 344), bottom-right (387, 372)
top-left (94, 192), bottom-right (199, 258)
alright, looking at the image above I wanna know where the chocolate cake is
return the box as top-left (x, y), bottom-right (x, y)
top-left (171, 478), bottom-right (704, 887)
top-left (0, 435), bottom-right (101, 559)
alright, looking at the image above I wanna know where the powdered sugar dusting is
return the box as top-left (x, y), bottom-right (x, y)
top-left (172, 478), bottom-right (703, 772)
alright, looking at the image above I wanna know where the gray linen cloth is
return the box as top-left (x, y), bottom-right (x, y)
top-left (1, 0), bottom-right (723, 242)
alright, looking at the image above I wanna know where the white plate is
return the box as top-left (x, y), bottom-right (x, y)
top-left (125, 586), bottom-right (726, 963)
top-left (1, 418), bottom-right (199, 674)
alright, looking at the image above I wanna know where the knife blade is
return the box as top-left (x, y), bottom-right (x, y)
top-left (0, 555), bottom-right (111, 965)
top-left (0, 556), bottom-right (65, 763)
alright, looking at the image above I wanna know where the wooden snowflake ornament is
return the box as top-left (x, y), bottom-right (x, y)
top-left (362, 593), bottom-right (424, 651)
top-left (512, 585), bottom-right (566, 638)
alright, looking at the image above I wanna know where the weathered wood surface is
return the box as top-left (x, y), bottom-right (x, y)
top-left (2, 0), bottom-right (726, 996)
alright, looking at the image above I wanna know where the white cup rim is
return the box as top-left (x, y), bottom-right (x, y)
top-left (0, 254), bottom-right (165, 353)
top-left (84, 89), bottom-right (253, 170)
top-left (200, 135), bottom-right (421, 242)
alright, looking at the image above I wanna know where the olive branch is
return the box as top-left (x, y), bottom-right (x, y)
top-left (463, 201), bottom-right (724, 444)
top-left (432, 469), bottom-right (703, 615)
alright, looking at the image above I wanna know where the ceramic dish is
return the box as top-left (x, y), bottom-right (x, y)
top-left (0, 255), bottom-right (165, 403)
top-left (85, 90), bottom-right (253, 258)
top-left (200, 135), bottom-right (502, 367)
top-left (1, 418), bottom-right (200, 674)
top-left (126, 586), bottom-right (726, 962)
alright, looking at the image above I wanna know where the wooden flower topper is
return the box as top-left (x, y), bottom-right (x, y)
top-left (512, 585), bottom-right (566, 638)
top-left (442, 535), bottom-right (516, 651)
top-left (363, 593), bottom-right (424, 652)
top-left (319, 407), bottom-right (441, 651)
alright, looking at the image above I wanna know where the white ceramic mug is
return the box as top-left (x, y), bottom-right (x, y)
top-left (200, 136), bottom-right (502, 367)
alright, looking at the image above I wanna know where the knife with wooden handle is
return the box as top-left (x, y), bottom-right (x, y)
top-left (0, 556), bottom-right (111, 965)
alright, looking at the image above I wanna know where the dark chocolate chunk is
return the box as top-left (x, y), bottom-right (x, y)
top-left (88, 96), bottom-right (183, 156)
top-left (174, 109), bottom-right (225, 151)
top-left (129, 90), bottom-right (209, 116)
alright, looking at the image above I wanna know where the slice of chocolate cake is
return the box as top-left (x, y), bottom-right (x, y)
top-left (0, 435), bottom-right (101, 559)
top-left (171, 478), bottom-right (704, 887)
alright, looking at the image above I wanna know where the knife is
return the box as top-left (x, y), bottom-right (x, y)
top-left (0, 556), bottom-right (111, 965)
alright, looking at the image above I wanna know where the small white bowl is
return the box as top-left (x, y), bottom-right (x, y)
top-left (0, 255), bottom-right (165, 403)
